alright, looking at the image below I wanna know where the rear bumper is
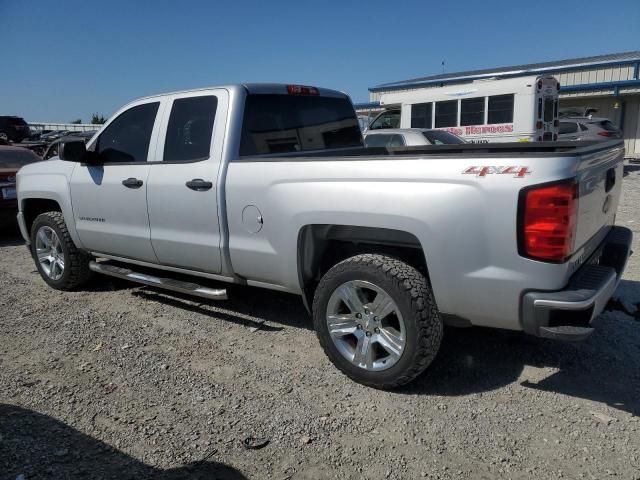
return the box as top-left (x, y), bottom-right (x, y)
top-left (522, 226), bottom-right (632, 340)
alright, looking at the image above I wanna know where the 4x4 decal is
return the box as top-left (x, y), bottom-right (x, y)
top-left (463, 166), bottom-right (531, 178)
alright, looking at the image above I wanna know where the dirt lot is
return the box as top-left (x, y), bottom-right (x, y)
top-left (1, 168), bottom-right (640, 480)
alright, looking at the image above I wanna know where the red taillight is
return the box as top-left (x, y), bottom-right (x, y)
top-left (287, 84), bottom-right (320, 95)
top-left (536, 121), bottom-right (543, 129)
top-left (520, 180), bottom-right (578, 262)
top-left (597, 131), bottom-right (613, 137)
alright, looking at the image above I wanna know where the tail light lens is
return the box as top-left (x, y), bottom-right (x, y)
top-left (597, 131), bottom-right (613, 137)
top-left (287, 84), bottom-right (320, 95)
top-left (519, 180), bottom-right (578, 262)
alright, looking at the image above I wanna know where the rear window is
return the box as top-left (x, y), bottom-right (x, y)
top-left (2, 117), bottom-right (28, 126)
top-left (240, 94), bottom-right (362, 156)
top-left (544, 98), bottom-right (554, 122)
top-left (598, 120), bottom-right (619, 132)
top-left (422, 130), bottom-right (466, 145)
top-left (0, 147), bottom-right (40, 168)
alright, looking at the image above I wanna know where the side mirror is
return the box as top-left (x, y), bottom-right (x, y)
top-left (58, 139), bottom-right (101, 165)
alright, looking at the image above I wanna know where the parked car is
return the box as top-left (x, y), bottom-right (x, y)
top-left (0, 146), bottom-right (41, 225)
top-left (42, 131), bottom-right (97, 160)
top-left (364, 128), bottom-right (466, 148)
top-left (0, 116), bottom-right (31, 143)
top-left (39, 130), bottom-right (71, 143)
top-left (558, 117), bottom-right (622, 141)
top-left (16, 83), bottom-right (631, 389)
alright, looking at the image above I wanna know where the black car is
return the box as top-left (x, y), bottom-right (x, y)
top-left (0, 116), bottom-right (31, 143)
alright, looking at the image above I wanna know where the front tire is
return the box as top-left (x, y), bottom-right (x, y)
top-left (312, 254), bottom-right (443, 389)
top-left (30, 211), bottom-right (93, 290)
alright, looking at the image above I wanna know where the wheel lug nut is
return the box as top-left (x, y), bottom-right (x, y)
top-left (364, 309), bottom-right (370, 315)
top-left (356, 313), bottom-right (362, 319)
top-left (356, 324), bottom-right (362, 330)
top-left (366, 331), bottom-right (372, 337)
top-left (374, 316), bottom-right (379, 321)
top-left (374, 327), bottom-right (380, 333)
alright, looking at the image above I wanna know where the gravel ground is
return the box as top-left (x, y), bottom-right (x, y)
top-left (1, 168), bottom-right (640, 480)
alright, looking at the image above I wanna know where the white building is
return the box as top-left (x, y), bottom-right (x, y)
top-left (356, 51), bottom-right (640, 159)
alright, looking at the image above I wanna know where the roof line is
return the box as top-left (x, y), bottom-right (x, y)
top-left (370, 51), bottom-right (640, 92)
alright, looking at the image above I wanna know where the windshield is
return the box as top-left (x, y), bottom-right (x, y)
top-left (422, 130), bottom-right (466, 145)
top-left (0, 147), bottom-right (40, 168)
top-left (240, 94), bottom-right (362, 156)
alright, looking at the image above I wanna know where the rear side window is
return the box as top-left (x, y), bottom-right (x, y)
top-left (559, 122), bottom-right (578, 134)
top-left (240, 94), bottom-right (362, 156)
top-left (435, 100), bottom-right (458, 128)
top-left (460, 97), bottom-right (484, 126)
top-left (97, 102), bottom-right (159, 163)
top-left (411, 103), bottom-right (432, 129)
top-left (487, 94), bottom-right (514, 124)
top-left (364, 134), bottom-right (404, 148)
top-left (164, 96), bottom-right (217, 162)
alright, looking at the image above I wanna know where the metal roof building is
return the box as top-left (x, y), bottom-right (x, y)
top-left (356, 51), bottom-right (640, 158)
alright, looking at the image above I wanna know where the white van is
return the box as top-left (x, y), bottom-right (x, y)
top-left (368, 75), bottom-right (560, 143)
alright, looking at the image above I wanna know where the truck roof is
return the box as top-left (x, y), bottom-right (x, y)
top-left (132, 83), bottom-right (350, 103)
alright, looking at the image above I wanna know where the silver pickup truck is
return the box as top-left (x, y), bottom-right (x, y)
top-left (16, 84), bottom-right (632, 389)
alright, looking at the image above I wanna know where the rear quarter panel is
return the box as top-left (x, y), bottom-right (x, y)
top-left (225, 152), bottom-right (589, 330)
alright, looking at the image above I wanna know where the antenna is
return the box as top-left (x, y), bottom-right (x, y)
top-left (441, 60), bottom-right (445, 74)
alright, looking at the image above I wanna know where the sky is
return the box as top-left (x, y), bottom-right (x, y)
top-left (1, 0), bottom-right (639, 123)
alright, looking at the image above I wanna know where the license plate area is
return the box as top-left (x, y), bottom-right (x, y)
top-left (2, 187), bottom-right (16, 200)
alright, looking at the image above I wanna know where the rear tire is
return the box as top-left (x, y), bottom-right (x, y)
top-left (30, 211), bottom-right (93, 290)
top-left (313, 254), bottom-right (443, 389)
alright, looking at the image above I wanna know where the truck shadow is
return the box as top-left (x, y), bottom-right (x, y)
top-left (0, 403), bottom-right (247, 480)
top-left (406, 284), bottom-right (640, 416)
top-left (0, 224), bottom-right (25, 247)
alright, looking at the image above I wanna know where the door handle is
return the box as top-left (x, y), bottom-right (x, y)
top-left (122, 177), bottom-right (143, 188)
top-left (186, 179), bottom-right (213, 191)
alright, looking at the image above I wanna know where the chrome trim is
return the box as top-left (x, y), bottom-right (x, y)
top-left (89, 261), bottom-right (228, 300)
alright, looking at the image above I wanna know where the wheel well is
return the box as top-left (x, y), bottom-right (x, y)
top-left (23, 199), bottom-right (62, 235)
top-left (297, 225), bottom-right (429, 308)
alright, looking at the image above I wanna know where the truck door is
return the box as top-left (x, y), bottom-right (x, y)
top-left (69, 101), bottom-right (163, 263)
top-left (146, 90), bottom-right (228, 273)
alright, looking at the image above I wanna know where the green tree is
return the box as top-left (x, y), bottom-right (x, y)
top-left (70, 118), bottom-right (82, 124)
top-left (91, 113), bottom-right (107, 124)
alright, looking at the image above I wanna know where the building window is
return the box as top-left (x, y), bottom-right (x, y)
top-left (435, 100), bottom-right (458, 128)
top-left (411, 103), bottom-right (432, 129)
top-left (487, 94), bottom-right (514, 124)
top-left (460, 97), bottom-right (485, 126)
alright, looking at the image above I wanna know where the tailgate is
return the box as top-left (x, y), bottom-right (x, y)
top-left (574, 140), bottom-right (625, 257)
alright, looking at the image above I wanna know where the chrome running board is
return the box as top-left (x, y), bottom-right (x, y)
top-left (89, 261), bottom-right (228, 300)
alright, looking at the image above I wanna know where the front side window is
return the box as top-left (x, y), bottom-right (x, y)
top-left (369, 109), bottom-right (401, 130)
top-left (97, 102), bottom-right (159, 163)
top-left (411, 103), bottom-right (432, 129)
top-left (460, 97), bottom-right (484, 126)
top-left (435, 100), bottom-right (457, 128)
top-left (487, 94), bottom-right (514, 124)
top-left (164, 96), bottom-right (217, 162)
